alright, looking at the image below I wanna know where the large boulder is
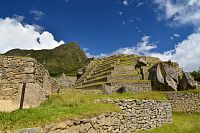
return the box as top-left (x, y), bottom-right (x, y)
top-left (149, 62), bottom-right (181, 91)
top-left (179, 72), bottom-right (198, 90)
top-left (102, 84), bottom-right (112, 94)
top-left (149, 61), bottom-right (198, 91)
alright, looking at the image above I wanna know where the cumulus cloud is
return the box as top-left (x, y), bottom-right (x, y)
top-left (151, 0), bottom-right (200, 71)
top-left (151, 32), bottom-right (200, 71)
top-left (0, 17), bottom-right (64, 53)
top-left (154, 0), bottom-right (200, 27)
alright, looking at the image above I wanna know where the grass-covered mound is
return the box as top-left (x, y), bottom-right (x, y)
top-left (0, 90), bottom-right (166, 130)
top-left (3, 42), bottom-right (88, 76)
top-left (139, 112), bottom-right (200, 133)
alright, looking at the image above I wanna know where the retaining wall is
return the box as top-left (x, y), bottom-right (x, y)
top-left (15, 99), bottom-right (172, 133)
top-left (164, 92), bottom-right (200, 112)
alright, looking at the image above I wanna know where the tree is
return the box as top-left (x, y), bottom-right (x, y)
top-left (191, 69), bottom-right (200, 82)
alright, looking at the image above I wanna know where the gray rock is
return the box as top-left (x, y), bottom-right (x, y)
top-left (136, 58), bottom-right (148, 67)
top-left (179, 72), bottom-right (198, 90)
top-left (102, 84), bottom-right (112, 94)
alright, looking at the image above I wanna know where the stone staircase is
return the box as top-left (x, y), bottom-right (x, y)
top-left (74, 54), bottom-right (161, 92)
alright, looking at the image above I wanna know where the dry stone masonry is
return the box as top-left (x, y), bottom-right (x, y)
top-left (0, 56), bottom-right (58, 107)
top-left (74, 54), bottom-right (198, 93)
top-left (75, 54), bottom-right (160, 93)
top-left (164, 92), bottom-right (200, 112)
top-left (15, 99), bottom-right (172, 133)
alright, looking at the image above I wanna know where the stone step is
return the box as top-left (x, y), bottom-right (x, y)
top-left (82, 76), bottom-right (108, 86)
top-left (108, 74), bottom-right (141, 81)
top-left (94, 63), bottom-right (113, 73)
top-left (75, 79), bottom-right (151, 90)
top-left (112, 69), bottom-right (139, 75)
top-left (92, 66), bottom-right (114, 76)
top-left (87, 71), bottom-right (112, 80)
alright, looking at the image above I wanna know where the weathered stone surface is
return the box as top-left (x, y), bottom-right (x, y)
top-left (102, 84), bottom-right (112, 94)
top-left (179, 72), bottom-right (198, 90)
top-left (164, 92), bottom-right (200, 112)
top-left (12, 99), bottom-right (172, 133)
top-left (13, 83), bottom-right (48, 107)
top-left (149, 62), bottom-right (197, 91)
top-left (0, 56), bottom-right (59, 110)
top-left (54, 73), bottom-right (76, 89)
top-left (136, 58), bottom-right (148, 67)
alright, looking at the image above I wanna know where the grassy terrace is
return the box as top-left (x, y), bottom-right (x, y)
top-left (75, 80), bottom-right (151, 89)
top-left (0, 90), bottom-right (166, 130)
top-left (139, 112), bottom-right (200, 133)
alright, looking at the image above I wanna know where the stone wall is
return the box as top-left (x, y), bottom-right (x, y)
top-left (15, 99), bottom-right (172, 133)
top-left (111, 82), bottom-right (152, 92)
top-left (164, 92), bottom-right (200, 112)
top-left (0, 56), bottom-right (58, 107)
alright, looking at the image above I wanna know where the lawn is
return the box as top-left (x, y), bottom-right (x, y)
top-left (138, 112), bottom-right (200, 133)
top-left (0, 90), bottom-right (166, 131)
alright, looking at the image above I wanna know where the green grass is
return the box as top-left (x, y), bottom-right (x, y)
top-left (138, 112), bottom-right (200, 133)
top-left (0, 90), bottom-right (120, 130)
top-left (0, 90), bottom-right (167, 131)
top-left (100, 91), bottom-right (167, 101)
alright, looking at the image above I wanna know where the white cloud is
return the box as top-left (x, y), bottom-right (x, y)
top-left (154, 0), bottom-right (200, 28)
top-left (86, 36), bottom-right (157, 58)
top-left (137, 2), bottom-right (144, 7)
top-left (12, 15), bottom-right (24, 22)
top-left (174, 33), bottom-right (180, 38)
top-left (30, 9), bottom-right (45, 21)
top-left (123, 0), bottom-right (129, 6)
top-left (0, 17), bottom-right (64, 53)
top-left (151, 0), bottom-right (200, 71)
top-left (170, 33), bottom-right (180, 40)
top-left (151, 32), bottom-right (200, 71)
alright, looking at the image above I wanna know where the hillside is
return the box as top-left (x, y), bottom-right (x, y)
top-left (3, 42), bottom-right (88, 76)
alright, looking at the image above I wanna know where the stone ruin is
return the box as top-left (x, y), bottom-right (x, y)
top-left (74, 54), bottom-right (198, 93)
top-left (0, 56), bottom-right (58, 109)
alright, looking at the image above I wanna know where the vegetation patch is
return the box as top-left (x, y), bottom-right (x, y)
top-left (99, 91), bottom-right (167, 101)
top-left (0, 90), bottom-right (167, 130)
top-left (138, 112), bottom-right (200, 133)
top-left (0, 90), bottom-right (120, 130)
top-left (3, 42), bottom-right (88, 76)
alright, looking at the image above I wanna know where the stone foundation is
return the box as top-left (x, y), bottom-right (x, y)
top-left (111, 82), bottom-right (152, 92)
top-left (15, 99), bottom-right (172, 133)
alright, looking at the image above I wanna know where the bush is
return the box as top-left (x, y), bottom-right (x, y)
top-left (191, 71), bottom-right (200, 82)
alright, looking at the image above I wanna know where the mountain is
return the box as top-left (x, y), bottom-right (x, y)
top-left (4, 42), bottom-right (88, 77)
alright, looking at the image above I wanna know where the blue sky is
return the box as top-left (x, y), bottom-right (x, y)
top-left (0, 0), bottom-right (200, 71)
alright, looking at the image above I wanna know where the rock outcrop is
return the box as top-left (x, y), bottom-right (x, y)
top-left (179, 72), bottom-right (198, 90)
top-left (0, 56), bottom-right (58, 108)
top-left (149, 61), bottom-right (197, 91)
